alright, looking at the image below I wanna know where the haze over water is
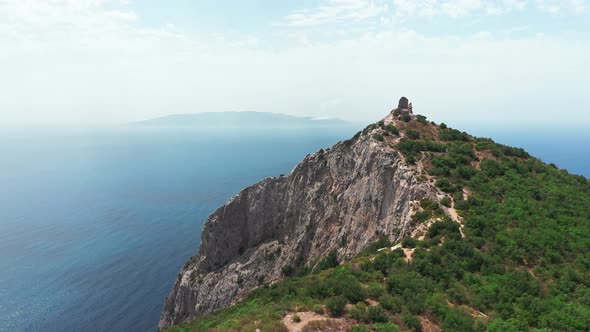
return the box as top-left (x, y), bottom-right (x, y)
top-left (0, 125), bottom-right (587, 331)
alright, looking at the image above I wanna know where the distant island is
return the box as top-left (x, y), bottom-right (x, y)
top-left (130, 112), bottom-right (351, 129)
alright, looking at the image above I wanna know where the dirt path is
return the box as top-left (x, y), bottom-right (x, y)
top-left (282, 312), bottom-right (352, 332)
top-left (447, 203), bottom-right (465, 238)
top-left (414, 156), bottom-right (466, 238)
top-left (282, 312), bottom-right (328, 332)
top-left (414, 217), bottom-right (438, 241)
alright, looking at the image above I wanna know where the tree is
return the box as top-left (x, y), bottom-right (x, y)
top-left (327, 296), bottom-right (347, 316)
top-left (435, 178), bottom-right (455, 193)
top-left (386, 124), bottom-right (399, 135)
top-left (315, 250), bottom-right (339, 272)
top-left (407, 130), bottom-right (421, 139)
top-left (368, 305), bottom-right (388, 323)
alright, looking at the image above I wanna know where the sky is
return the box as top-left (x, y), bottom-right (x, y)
top-left (0, 0), bottom-right (589, 127)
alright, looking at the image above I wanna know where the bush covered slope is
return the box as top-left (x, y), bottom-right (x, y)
top-left (165, 116), bottom-right (590, 332)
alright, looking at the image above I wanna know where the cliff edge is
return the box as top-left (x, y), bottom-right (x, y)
top-left (159, 109), bottom-right (448, 329)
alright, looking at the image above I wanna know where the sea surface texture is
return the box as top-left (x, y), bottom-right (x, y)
top-left (0, 126), bottom-right (587, 331)
top-left (0, 127), bottom-right (355, 332)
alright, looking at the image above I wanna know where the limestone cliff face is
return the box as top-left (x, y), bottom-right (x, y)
top-left (159, 121), bottom-right (441, 329)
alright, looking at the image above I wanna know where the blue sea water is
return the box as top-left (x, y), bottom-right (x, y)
top-left (0, 125), bottom-right (588, 332)
top-left (0, 127), bottom-right (356, 332)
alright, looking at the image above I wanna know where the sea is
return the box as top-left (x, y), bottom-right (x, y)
top-left (0, 125), bottom-right (588, 332)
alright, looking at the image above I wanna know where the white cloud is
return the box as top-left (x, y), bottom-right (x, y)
top-left (393, 0), bottom-right (528, 18)
top-left (441, 0), bottom-right (483, 17)
top-left (536, 0), bottom-right (588, 14)
top-left (0, 0), bottom-right (589, 127)
top-left (281, 0), bottom-right (388, 27)
top-left (393, 0), bottom-right (439, 17)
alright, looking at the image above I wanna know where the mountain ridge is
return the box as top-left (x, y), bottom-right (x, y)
top-left (158, 110), bottom-right (443, 329)
top-left (159, 104), bottom-right (590, 331)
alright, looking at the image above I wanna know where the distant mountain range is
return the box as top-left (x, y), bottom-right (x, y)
top-left (131, 112), bottom-right (351, 129)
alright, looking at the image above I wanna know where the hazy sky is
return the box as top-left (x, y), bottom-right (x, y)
top-left (1, 0), bottom-right (589, 127)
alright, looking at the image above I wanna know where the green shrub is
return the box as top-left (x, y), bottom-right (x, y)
top-left (487, 318), bottom-right (522, 332)
top-left (379, 294), bottom-right (402, 313)
top-left (447, 284), bottom-right (468, 305)
top-left (500, 145), bottom-right (529, 158)
top-left (440, 123), bottom-right (448, 129)
top-left (475, 138), bottom-right (496, 151)
top-left (420, 199), bottom-right (439, 210)
top-left (373, 133), bottom-right (385, 142)
top-left (448, 142), bottom-right (476, 160)
top-left (401, 114), bottom-right (412, 122)
top-left (426, 219), bottom-right (461, 239)
top-left (440, 128), bottom-right (470, 142)
top-left (397, 139), bottom-right (447, 156)
top-left (416, 115), bottom-right (428, 123)
top-left (349, 302), bottom-right (368, 322)
top-left (402, 313), bottom-right (423, 332)
top-left (361, 237), bottom-right (392, 255)
top-left (257, 320), bottom-right (290, 332)
top-left (430, 156), bottom-right (457, 176)
top-left (440, 196), bottom-right (452, 207)
top-left (372, 252), bottom-right (392, 275)
top-left (435, 178), bottom-right (455, 193)
top-left (282, 265), bottom-right (295, 277)
top-left (326, 296), bottom-right (347, 316)
top-left (313, 304), bottom-right (324, 314)
top-left (367, 283), bottom-right (386, 299)
top-left (442, 307), bottom-right (475, 331)
top-left (481, 159), bottom-right (504, 177)
top-left (402, 237), bottom-right (418, 249)
top-left (344, 281), bottom-right (366, 303)
top-left (315, 250), bottom-right (339, 272)
top-left (311, 270), bottom-right (364, 300)
top-left (385, 124), bottom-right (399, 135)
top-left (351, 325), bottom-right (372, 332)
top-left (375, 322), bottom-right (400, 332)
top-left (386, 272), bottom-right (433, 314)
top-left (368, 305), bottom-right (388, 323)
top-left (292, 314), bottom-right (301, 323)
top-left (456, 166), bottom-right (477, 180)
top-left (413, 210), bottom-right (431, 223)
top-left (407, 129), bottom-right (421, 139)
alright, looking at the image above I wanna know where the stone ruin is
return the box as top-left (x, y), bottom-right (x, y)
top-left (398, 96), bottom-right (409, 110)
top-left (392, 96), bottom-right (413, 117)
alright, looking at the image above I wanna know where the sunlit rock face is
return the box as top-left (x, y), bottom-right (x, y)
top-left (159, 115), bottom-right (439, 329)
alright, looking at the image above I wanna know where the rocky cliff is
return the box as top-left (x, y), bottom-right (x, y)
top-left (159, 113), bottom-right (446, 329)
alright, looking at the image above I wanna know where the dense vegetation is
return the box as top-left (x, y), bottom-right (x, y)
top-left (166, 116), bottom-right (590, 332)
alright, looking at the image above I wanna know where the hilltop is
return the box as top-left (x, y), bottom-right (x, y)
top-left (160, 100), bottom-right (590, 332)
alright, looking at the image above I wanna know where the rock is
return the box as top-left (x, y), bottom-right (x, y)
top-left (158, 116), bottom-right (441, 329)
top-left (398, 96), bottom-right (409, 110)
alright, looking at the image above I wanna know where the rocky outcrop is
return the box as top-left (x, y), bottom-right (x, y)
top-left (159, 118), bottom-right (442, 329)
top-left (398, 97), bottom-right (409, 110)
